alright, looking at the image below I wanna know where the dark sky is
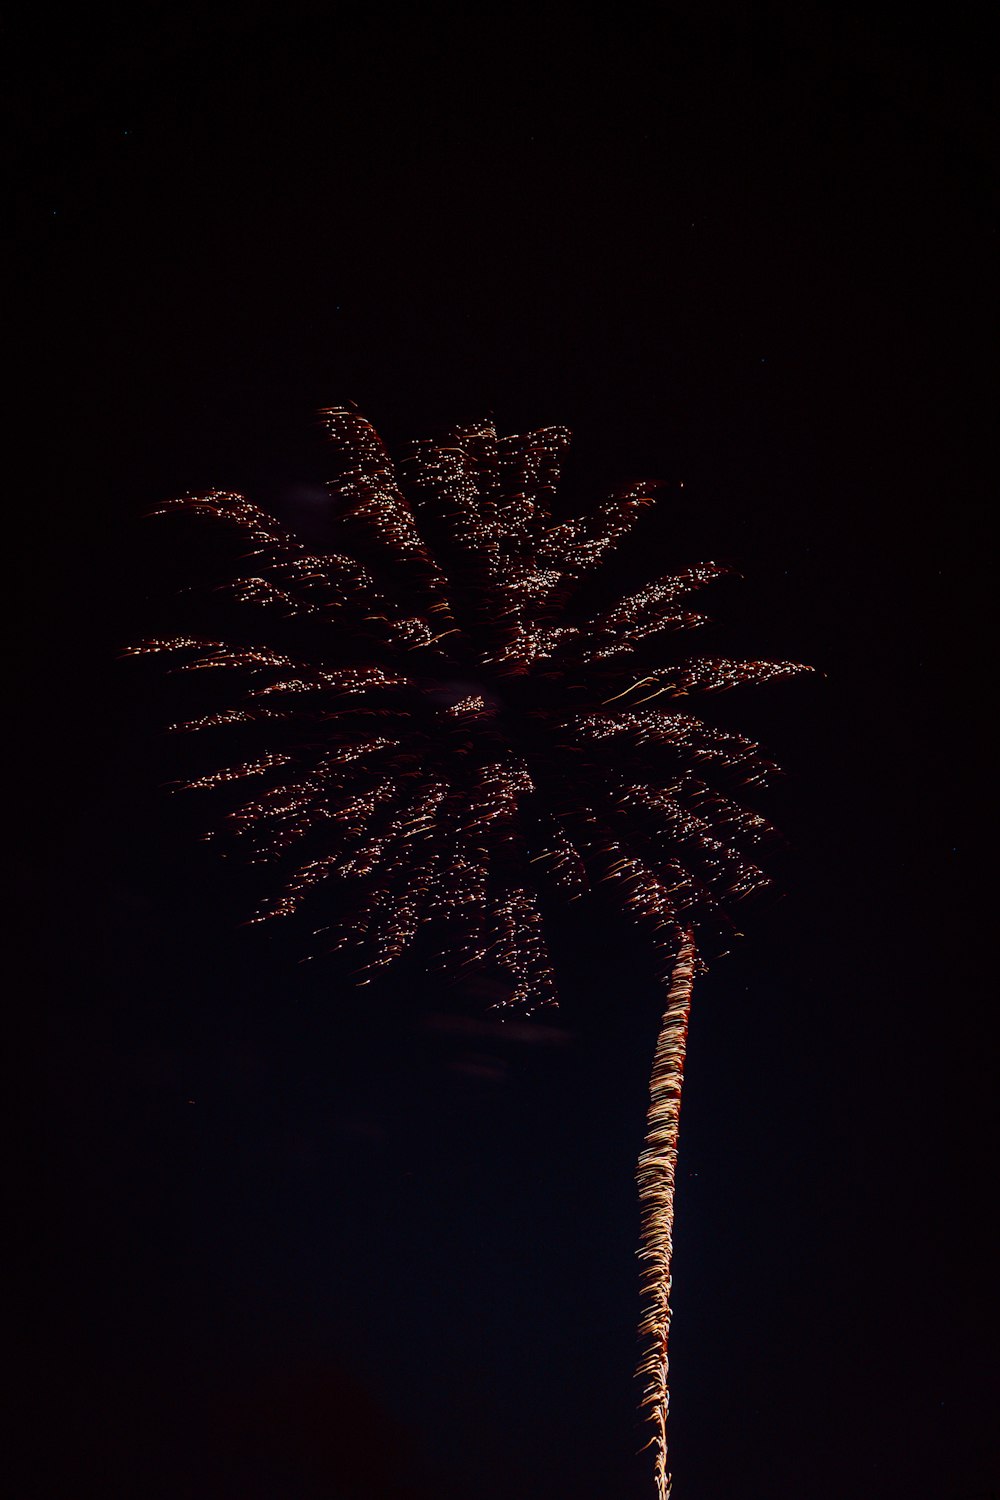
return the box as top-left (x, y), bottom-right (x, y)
top-left (17, 6), bottom-right (995, 1498)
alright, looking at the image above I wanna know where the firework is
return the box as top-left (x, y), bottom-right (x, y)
top-left (128, 408), bottom-right (808, 1494)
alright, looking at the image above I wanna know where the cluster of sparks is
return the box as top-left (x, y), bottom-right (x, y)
top-left (128, 408), bottom-right (807, 1494)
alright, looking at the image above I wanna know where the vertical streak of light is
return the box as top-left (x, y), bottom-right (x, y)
top-left (636, 928), bottom-right (697, 1500)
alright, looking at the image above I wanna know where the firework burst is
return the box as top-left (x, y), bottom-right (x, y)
top-left (128, 408), bottom-right (808, 1495)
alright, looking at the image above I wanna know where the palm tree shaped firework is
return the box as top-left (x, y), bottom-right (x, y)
top-left (127, 408), bottom-right (808, 1497)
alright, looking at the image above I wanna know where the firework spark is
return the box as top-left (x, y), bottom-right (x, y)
top-left (130, 408), bottom-right (807, 1493)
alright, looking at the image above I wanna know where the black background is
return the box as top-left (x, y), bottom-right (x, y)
top-left (16, 5), bottom-right (995, 1498)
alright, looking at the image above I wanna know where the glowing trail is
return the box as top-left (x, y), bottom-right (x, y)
top-left (636, 928), bottom-right (697, 1500)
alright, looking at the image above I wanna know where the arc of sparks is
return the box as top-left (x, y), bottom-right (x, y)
top-left (636, 927), bottom-right (698, 1500)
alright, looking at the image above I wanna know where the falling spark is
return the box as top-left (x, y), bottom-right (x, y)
top-left (129, 409), bottom-right (808, 1487)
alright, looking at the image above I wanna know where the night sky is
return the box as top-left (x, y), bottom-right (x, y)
top-left (19, 7), bottom-right (996, 1498)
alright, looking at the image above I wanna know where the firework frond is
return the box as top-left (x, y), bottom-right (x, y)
top-left (132, 416), bottom-right (800, 1014)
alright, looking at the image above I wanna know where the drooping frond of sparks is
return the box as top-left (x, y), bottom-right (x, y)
top-left (130, 410), bottom-right (808, 1488)
top-left (130, 415), bottom-right (806, 1001)
top-left (636, 929), bottom-right (697, 1500)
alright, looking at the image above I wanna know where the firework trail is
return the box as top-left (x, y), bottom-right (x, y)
top-left (128, 408), bottom-right (807, 1493)
top-left (637, 928), bottom-right (696, 1499)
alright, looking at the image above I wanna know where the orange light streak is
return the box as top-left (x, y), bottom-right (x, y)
top-left (636, 928), bottom-right (697, 1500)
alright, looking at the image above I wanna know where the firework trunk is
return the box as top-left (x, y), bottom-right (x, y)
top-left (636, 927), bottom-right (697, 1500)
